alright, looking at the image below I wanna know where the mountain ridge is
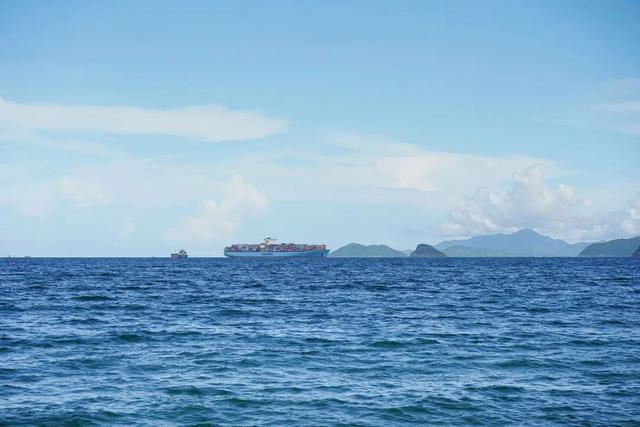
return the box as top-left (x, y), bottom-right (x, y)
top-left (440, 245), bottom-right (516, 257)
top-left (435, 229), bottom-right (588, 257)
top-left (329, 231), bottom-right (639, 258)
top-left (578, 236), bottom-right (640, 257)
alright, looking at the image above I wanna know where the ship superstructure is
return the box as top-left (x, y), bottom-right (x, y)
top-left (224, 237), bottom-right (329, 257)
top-left (171, 249), bottom-right (188, 259)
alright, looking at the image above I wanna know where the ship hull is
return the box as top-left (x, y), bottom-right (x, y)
top-left (224, 249), bottom-right (330, 258)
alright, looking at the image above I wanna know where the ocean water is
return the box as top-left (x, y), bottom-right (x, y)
top-left (1, 258), bottom-right (639, 426)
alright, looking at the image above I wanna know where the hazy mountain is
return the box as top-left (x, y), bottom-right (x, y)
top-left (435, 229), bottom-right (587, 257)
top-left (409, 244), bottom-right (446, 257)
top-left (633, 245), bottom-right (640, 257)
top-left (578, 237), bottom-right (640, 257)
top-left (440, 246), bottom-right (516, 257)
top-left (553, 242), bottom-right (592, 257)
top-left (329, 243), bottom-right (407, 258)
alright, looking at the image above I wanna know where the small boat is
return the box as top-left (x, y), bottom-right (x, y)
top-left (171, 249), bottom-right (188, 259)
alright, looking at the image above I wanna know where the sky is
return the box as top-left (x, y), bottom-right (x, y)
top-left (1, 0), bottom-right (639, 256)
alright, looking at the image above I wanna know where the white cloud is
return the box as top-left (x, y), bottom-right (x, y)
top-left (536, 78), bottom-right (640, 138)
top-left (7, 130), bottom-right (628, 246)
top-left (168, 175), bottom-right (269, 242)
top-left (0, 159), bottom-right (222, 217)
top-left (225, 132), bottom-right (553, 201)
top-left (58, 176), bottom-right (111, 208)
top-left (325, 133), bottom-right (555, 196)
top-left (3, 128), bottom-right (634, 248)
top-left (589, 78), bottom-right (640, 137)
top-left (0, 97), bottom-right (288, 142)
top-left (1, 130), bottom-right (554, 219)
top-left (596, 100), bottom-right (640, 114)
top-left (0, 129), bottom-right (126, 157)
top-left (123, 222), bottom-right (137, 234)
top-left (374, 153), bottom-right (550, 193)
top-left (328, 132), bottom-right (418, 154)
top-left (591, 99), bottom-right (640, 136)
top-left (0, 165), bottom-right (58, 219)
top-left (20, 204), bottom-right (47, 219)
top-left (442, 165), bottom-right (640, 241)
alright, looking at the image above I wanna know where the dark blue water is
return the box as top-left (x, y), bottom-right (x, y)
top-left (1, 258), bottom-right (639, 425)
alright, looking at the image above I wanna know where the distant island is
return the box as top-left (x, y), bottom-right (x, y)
top-left (329, 243), bottom-right (407, 258)
top-left (410, 244), bottom-right (446, 257)
top-left (328, 229), bottom-right (640, 258)
top-left (329, 242), bottom-right (446, 258)
top-left (578, 236), bottom-right (640, 257)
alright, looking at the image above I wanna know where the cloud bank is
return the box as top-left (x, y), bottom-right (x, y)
top-left (0, 97), bottom-right (288, 141)
top-left (443, 165), bottom-right (640, 241)
top-left (308, 133), bottom-right (556, 195)
top-left (374, 153), bottom-right (550, 193)
top-left (3, 129), bottom-right (637, 247)
top-left (168, 176), bottom-right (269, 242)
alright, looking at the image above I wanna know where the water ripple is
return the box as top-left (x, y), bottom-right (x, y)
top-left (1, 257), bottom-right (639, 425)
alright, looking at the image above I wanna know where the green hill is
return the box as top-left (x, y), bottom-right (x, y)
top-left (578, 236), bottom-right (640, 257)
top-left (409, 244), bottom-right (446, 257)
top-left (329, 243), bottom-right (407, 258)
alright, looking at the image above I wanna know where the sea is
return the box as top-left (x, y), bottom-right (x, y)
top-left (1, 257), bottom-right (639, 426)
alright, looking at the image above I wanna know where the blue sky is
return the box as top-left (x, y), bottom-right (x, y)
top-left (1, 0), bottom-right (639, 256)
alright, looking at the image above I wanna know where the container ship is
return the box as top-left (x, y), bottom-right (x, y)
top-left (224, 237), bottom-right (330, 257)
